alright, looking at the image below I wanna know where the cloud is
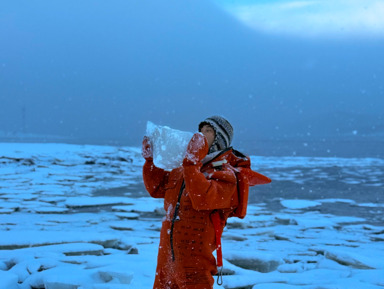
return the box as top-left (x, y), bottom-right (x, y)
top-left (218, 0), bottom-right (384, 38)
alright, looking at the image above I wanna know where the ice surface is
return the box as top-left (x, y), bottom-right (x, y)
top-left (146, 121), bottom-right (193, 171)
top-left (280, 199), bottom-right (321, 210)
top-left (250, 155), bottom-right (384, 188)
top-left (0, 270), bottom-right (18, 289)
top-left (1, 143), bottom-right (384, 289)
top-left (316, 198), bottom-right (357, 205)
top-left (225, 250), bottom-right (284, 272)
top-left (65, 196), bottom-right (135, 208)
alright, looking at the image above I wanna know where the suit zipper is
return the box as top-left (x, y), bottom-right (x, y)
top-left (170, 181), bottom-right (185, 261)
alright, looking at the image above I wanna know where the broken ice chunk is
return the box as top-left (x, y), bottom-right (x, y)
top-left (146, 121), bottom-right (193, 171)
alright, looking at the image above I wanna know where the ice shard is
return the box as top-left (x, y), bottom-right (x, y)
top-left (146, 121), bottom-right (193, 171)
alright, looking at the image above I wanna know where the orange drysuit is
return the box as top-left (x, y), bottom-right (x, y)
top-left (143, 134), bottom-right (271, 289)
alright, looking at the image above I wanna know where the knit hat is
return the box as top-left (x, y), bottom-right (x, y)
top-left (198, 115), bottom-right (234, 152)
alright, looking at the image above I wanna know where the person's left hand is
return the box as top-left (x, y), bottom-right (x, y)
top-left (183, 133), bottom-right (209, 165)
top-left (142, 136), bottom-right (153, 161)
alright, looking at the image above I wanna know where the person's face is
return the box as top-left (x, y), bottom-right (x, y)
top-left (200, 125), bottom-right (216, 148)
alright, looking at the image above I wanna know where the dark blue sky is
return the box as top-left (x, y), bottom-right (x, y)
top-left (1, 0), bottom-right (383, 156)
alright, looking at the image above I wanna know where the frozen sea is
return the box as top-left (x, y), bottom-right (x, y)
top-left (0, 143), bottom-right (384, 289)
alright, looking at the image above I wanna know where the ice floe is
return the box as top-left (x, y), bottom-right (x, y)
top-left (0, 143), bottom-right (383, 289)
top-left (280, 199), bottom-right (322, 210)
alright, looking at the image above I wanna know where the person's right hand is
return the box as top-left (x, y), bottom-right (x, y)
top-left (142, 136), bottom-right (153, 161)
top-left (183, 133), bottom-right (209, 166)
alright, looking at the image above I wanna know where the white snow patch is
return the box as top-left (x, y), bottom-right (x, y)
top-left (281, 199), bottom-right (321, 210)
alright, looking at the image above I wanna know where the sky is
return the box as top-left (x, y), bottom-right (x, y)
top-left (215, 0), bottom-right (384, 38)
top-left (1, 0), bottom-right (383, 156)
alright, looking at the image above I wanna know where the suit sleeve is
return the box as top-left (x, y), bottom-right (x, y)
top-left (142, 160), bottom-right (170, 198)
top-left (183, 162), bottom-right (238, 211)
top-left (235, 155), bottom-right (271, 186)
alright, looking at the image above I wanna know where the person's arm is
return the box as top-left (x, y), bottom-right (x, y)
top-left (235, 155), bottom-right (271, 186)
top-left (142, 136), bottom-right (169, 198)
top-left (182, 133), bottom-right (238, 210)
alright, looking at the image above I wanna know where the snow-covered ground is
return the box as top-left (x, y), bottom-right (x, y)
top-left (0, 143), bottom-right (384, 289)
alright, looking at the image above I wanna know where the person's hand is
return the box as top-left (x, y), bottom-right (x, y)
top-left (142, 136), bottom-right (153, 161)
top-left (183, 133), bottom-right (209, 165)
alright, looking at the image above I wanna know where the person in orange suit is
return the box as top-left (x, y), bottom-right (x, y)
top-left (142, 116), bottom-right (271, 289)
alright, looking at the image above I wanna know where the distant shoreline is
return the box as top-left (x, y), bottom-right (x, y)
top-left (1, 136), bottom-right (383, 159)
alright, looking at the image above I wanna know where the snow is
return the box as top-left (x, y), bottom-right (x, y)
top-left (0, 143), bottom-right (384, 289)
top-left (146, 121), bottom-right (193, 171)
top-left (65, 196), bottom-right (135, 208)
top-left (280, 199), bottom-right (321, 210)
top-left (0, 270), bottom-right (18, 289)
top-left (225, 251), bottom-right (284, 273)
top-left (316, 198), bottom-right (357, 205)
